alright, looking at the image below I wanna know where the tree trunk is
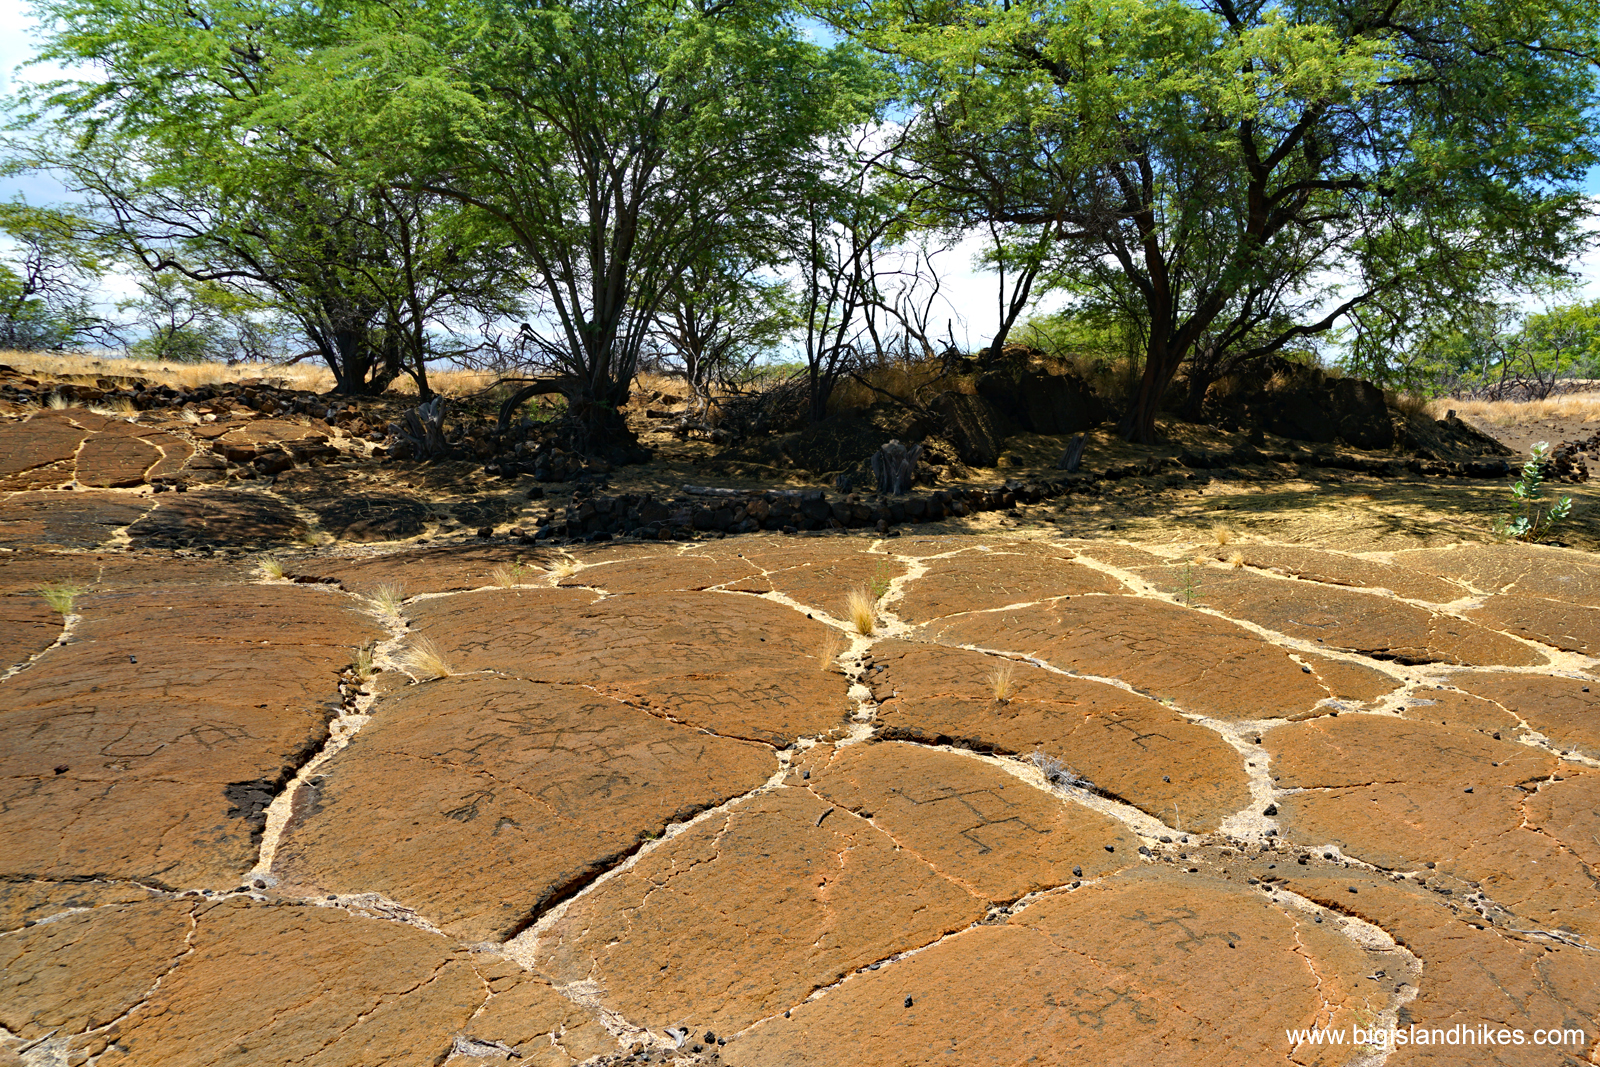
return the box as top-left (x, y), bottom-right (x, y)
top-left (1119, 341), bottom-right (1182, 444)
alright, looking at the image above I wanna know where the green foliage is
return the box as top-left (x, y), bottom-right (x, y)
top-left (17, 0), bottom-right (521, 393)
top-left (267, 0), bottom-right (883, 407)
top-left (0, 199), bottom-right (108, 349)
top-left (1345, 290), bottom-right (1600, 398)
top-left (120, 272), bottom-right (294, 363)
top-left (820, 0), bottom-right (1600, 440)
top-left (1496, 442), bottom-right (1574, 543)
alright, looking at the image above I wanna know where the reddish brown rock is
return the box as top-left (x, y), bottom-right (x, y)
top-left (0, 492), bottom-right (153, 549)
top-left (1198, 545), bottom-right (1466, 602)
top-left (144, 432), bottom-right (196, 479)
top-left (1288, 874), bottom-right (1600, 1066)
top-left (927, 595), bottom-right (1391, 719)
top-left (0, 586), bottom-right (380, 886)
top-left (701, 539), bottom-right (906, 609)
top-left (0, 894), bottom-right (611, 1066)
top-left (0, 595), bottom-right (60, 671)
top-left (1268, 715), bottom-right (1600, 938)
top-left (1396, 543), bottom-right (1600, 607)
top-left (0, 877), bottom-right (155, 930)
top-left (0, 412), bottom-right (91, 490)
top-left (893, 542), bottom-right (1123, 622)
top-left (410, 590), bottom-right (849, 744)
top-left (866, 641), bottom-right (1250, 831)
top-left (1058, 539), bottom-right (1171, 570)
top-left (557, 546), bottom-right (766, 594)
top-left (297, 544), bottom-right (560, 595)
top-left (0, 553), bottom-right (250, 596)
top-left (725, 868), bottom-right (1387, 1067)
top-left (0, 898), bottom-right (195, 1043)
top-left (126, 491), bottom-right (304, 547)
top-left (1398, 686), bottom-right (1519, 735)
top-left (532, 786), bottom-right (985, 1035)
top-left (1464, 593), bottom-right (1600, 655)
top-left (804, 742), bottom-right (1136, 900)
top-left (1452, 672), bottom-right (1600, 759)
top-left (75, 433), bottom-right (162, 487)
top-left (1135, 566), bottom-right (1543, 667)
top-left (272, 676), bottom-right (775, 941)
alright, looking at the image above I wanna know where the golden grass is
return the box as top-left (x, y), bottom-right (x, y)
top-left (2, 349), bottom-right (335, 391)
top-left (351, 643), bottom-right (377, 681)
top-left (828, 357), bottom-right (949, 414)
top-left (254, 554), bottom-right (286, 581)
top-left (548, 557), bottom-right (580, 581)
top-left (988, 659), bottom-right (1016, 703)
top-left (1211, 523), bottom-right (1235, 545)
top-left (817, 628), bottom-right (845, 671)
top-left (489, 561), bottom-right (530, 587)
top-left (1428, 392), bottom-right (1600, 424)
top-left (36, 581), bottom-right (87, 614)
top-left (843, 586), bottom-right (877, 635)
top-left (1227, 550), bottom-right (1245, 569)
top-left (45, 390), bottom-right (74, 409)
top-left (369, 583), bottom-right (406, 618)
top-left (399, 636), bottom-right (453, 680)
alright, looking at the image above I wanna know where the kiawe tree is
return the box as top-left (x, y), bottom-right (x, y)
top-left (827, 0), bottom-right (1600, 442)
top-left (265, 0), bottom-right (880, 437)
top-left (14, 0), bottom-right (516, 394)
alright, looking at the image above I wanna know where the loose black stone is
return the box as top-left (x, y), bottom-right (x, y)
top-left (1348, 887), bottom-right (1359, 894)
top-left (705, 1032), bottom-right (716, 1044)
top-left (1464, 787), bottom-right (1474, 794)
top-left (1105, 845), bottom-right (1115, 852)
top-left (1072, 866), bottom-right (1082, 878)
top-left (1263, 804), bottom-right (1278, 816)
top-left (904, 996), bottom-right (914, 1008)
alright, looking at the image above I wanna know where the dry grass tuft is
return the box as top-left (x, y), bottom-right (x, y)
top-left (1211, 523), bottom-right (1235, 546)
top-left (255, 554), bottom-right (286, 581)
top-left (351, 643), bottom-right (377, 681)
top-left (817, 628), bottom-right (845, 671)
top-left (36, 581), bottom-right (87, 614)
top-left (1387, 390), bottom-right (1430, 418)
top-left (369, 583), bottom-right (406, 618)
top-left (45, 391), bottom-right (74, 410)
top-left (988, 660), bottom-right (1016, 703)
top-left (548, 557), bottom-right (580, 581)
top-left (844, 586), bottom-right (877, 635)
top-left (399, 636), bottom-right (453, 680)
top-left (1227, 550), bottom-right (1245, 569)
top-left (489, 561), bottom-right (529, 587)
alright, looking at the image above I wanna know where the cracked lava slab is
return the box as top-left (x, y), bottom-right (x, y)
top-left (0, 894), bottom-right (612, 1066)
top-left (722, 866), bottom-right (1391, 1067)
top-left (864, 641), bottom-right (1251, 832)
top-left (270, 675), bottom-right (777, 942)
top-left (890, 541), bottom-right (1124, 623)
top-left (1267, 715), bottom-right (1600, 940)
top-left (923, 594), bottom-right (1395, 720)
top-left (0, 586), bottom-right (381, 887)
top-left (530, 785), bottom-right (988, 1036)
top-left (407, 589), bottom-right (851, 744)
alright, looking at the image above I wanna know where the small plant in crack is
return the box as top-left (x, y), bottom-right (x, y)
top-left (988, 660), bottom-right (1017, 703)
top-left (351, 642), bottom-right (377, 682)
top-left (1226, 550), bottom-right (1245, 569)
top-left (867, 559), bottom-right (894, 599)
top-left (817, 628), bottom-right (845, 671)
top-left (368, 583), bottom-right (406, 619)
top-left (1175, 563), bottom-right (1203, 606)
top-left (490, 560), bottom-right (529, 587)
top-left (548, 556), bottom-right (580, 581)
top-left (1211, 523), bottom-right (1235, 546)
top-left (255, 554), bottom-right (286, 581)
top-left (399, 636), bottom-right (453, 680)
top-left (36, 581), bottom-right (87, 615)
top-left (844, 585), bottom-right (877, 635)
top-left (1029, 750), bottom-right (1094, 792)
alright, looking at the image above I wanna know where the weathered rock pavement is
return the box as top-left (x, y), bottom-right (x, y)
top-left (4, 497), bottom-right (1600, 1064)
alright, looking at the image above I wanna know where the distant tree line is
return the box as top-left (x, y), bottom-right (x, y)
top-left (2, 0), bottom-right (1596, 440)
